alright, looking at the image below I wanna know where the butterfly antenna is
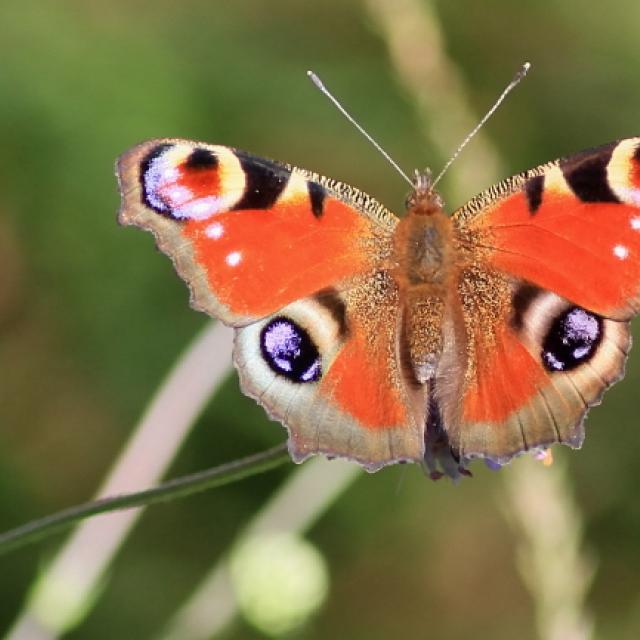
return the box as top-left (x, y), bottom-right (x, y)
top-left (307, 70), bottom-right (414, 188)
top-left (431, 62), bottom-right (531, 191)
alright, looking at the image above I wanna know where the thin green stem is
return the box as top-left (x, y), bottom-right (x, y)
top-left (0, 443), bottom-right (290, 556)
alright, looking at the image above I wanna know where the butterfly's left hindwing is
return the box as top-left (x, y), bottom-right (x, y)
top-left (233, 283), bottom-right (426, 470)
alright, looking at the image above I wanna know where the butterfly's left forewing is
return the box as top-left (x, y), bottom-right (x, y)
top-left (234, 280), bottom-right (426, 469)
top-left (118, 139), bottom-right (396, 325)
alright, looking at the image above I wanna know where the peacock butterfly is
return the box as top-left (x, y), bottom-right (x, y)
top-left (116, 135), bottom-right (640, 480)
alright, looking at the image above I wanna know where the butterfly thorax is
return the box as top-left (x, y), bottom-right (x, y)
top-left (392, 179), bottom-right (454, 295)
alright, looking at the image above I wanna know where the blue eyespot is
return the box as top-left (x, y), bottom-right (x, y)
top-left (260, 317), bottom-right (321, 383)
top-left (542, 307), bottom-right (602, 372)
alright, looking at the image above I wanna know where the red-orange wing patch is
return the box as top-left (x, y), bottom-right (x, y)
top-left (117, 139), bottom-right (397, 325)
top-left (319, 285), bottom-right (411, 431)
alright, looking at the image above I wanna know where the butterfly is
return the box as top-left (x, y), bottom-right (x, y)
top-left (116, 136), bottom-right (640, 479)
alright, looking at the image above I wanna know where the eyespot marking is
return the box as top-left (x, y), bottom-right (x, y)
top-left (542, 307), bottom-right (603, 372)
top-left (260, 317), bottom-right (322, 383)
top-left (138, 144), bottom-right (229, 220)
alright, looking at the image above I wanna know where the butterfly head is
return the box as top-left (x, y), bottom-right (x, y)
top-left (406, 169), bottom-right (445, 216)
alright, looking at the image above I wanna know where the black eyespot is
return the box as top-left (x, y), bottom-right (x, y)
top-left (260, 317), bottom-right (321, 383)
top-left (542, 307), bottom-right (603, 372)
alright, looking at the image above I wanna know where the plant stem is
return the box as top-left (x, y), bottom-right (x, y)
top-left (0, 443), bottom-right (290, 556)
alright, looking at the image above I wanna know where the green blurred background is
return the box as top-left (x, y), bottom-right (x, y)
top-left (1, 1), bottom-right (640, 638)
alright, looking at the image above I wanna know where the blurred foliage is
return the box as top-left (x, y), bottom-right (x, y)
top-left (0, 0), bottom-right (640, 638)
